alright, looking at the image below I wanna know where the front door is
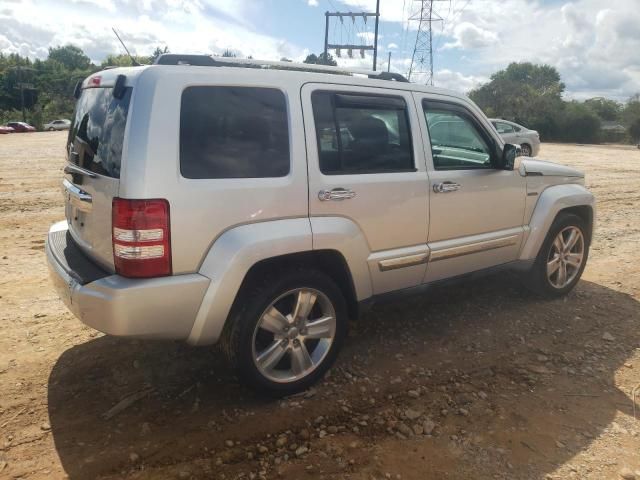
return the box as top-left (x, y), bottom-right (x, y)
top-left (416, 94), bottom-right (527, 282)
top-left (301, 83), bottom-right (430, 295)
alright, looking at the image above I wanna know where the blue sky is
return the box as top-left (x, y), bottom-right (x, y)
top-left (1, 0), bottom-right (639, 100)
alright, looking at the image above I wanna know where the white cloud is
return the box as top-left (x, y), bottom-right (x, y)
top-left (433, 69), bottom-right (487, 94)
top-left (307, 0), bottom-right (319, 6)
top-left (437, 0), bottom-right (640, 100)
top-left (0, 0), bottom-right (304, 64)
top-left (442, 22), bottom-right (498, 50)
top-left (1, 0), bottom-right (640, 99)
top-left (335, 0), bottom-right (640, 99)
top-left (356, 31), bottom-right (380, 44)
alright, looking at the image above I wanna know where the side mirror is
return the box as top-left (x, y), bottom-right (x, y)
top-left (499, 143), bottom-right (519, 170)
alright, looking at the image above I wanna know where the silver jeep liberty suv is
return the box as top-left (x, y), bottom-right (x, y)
top-left (46, 55), bottom-right (595, 395)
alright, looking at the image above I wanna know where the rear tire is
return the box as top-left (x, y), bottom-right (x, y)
top-left (222, 268), bottom-right (347, 396)
top-left (48, 127), bottom-right (55, 131)
top-left (520, 143), bottom-right (532, 156)
top-left (524, 213), bottom-right (589, 298)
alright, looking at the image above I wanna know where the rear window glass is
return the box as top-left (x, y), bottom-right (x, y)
top-left (180, 86), bottom-right (290, 179)
top-left (67, 87), bottom-right (132, 179)
top-left (311, 91), bottom-right (414, 174)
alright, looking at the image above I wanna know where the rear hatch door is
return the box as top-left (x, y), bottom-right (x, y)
top-left (64, 79), bottom-right (133, 271)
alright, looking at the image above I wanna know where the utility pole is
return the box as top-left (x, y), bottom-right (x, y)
top-left (372, 0), bottom-right (380, 71)
top-left (9, 65), bottom-right (35, 122)
top-left (408, 0), bottom-right (446, 85)
top-left (323, 12), bottom-right (330, 61)
top-left (387, 51), bottom-right (391, 72)
top-left (322, 10), bottom-right (380, 70)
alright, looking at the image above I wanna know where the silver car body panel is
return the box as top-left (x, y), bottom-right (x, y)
top-left (46, 64), bottom-right (595, 345)
top-left (521, 158), bottom-right (584, 178)
top-left (188, 218), bottom-right (313, 345)
top-left (47, 222), bottom-right (209, 340)
top-left (519, 183), bottom-right (595, 261)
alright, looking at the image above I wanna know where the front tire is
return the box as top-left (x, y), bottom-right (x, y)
top-left (48, 127), bottom-right (55, 131)
top-left (525, 213), bottom-right (589, 297)
top-left (520, 143), bottom-right (532, 156)
top-left (223, 268), bottom-right (347, 396)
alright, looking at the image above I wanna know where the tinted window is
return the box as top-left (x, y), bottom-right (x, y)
top-left (67, 87), bottom-right (132, 178)
top-left (424, 108), bottom-right (492, 170)
top-left (180, 86), bottom-right (289, 179)
top-left (311, 91), bottom-right (414, 174)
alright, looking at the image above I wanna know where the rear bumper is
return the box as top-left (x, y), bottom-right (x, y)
top-left (46, 221), bottom-right (210, 340)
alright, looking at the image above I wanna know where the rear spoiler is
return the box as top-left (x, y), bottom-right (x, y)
top-left (73, 74), bottom-right (127, 99)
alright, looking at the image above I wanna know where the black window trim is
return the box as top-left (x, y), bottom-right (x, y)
top-left (313, 90), bottom-right (417, 176)
top-left (422, 99), bottom-right (501, 171)
top-left (179, 84), bottom-right (292, 180)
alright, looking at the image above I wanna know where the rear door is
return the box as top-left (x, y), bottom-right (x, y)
top-left (302, 83), bottom-right (430, 295)
top-left (64, 82), bottom-right (133, 271)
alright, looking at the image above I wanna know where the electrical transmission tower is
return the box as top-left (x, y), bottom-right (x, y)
top-left (408, 0), bottom-right (447, 85)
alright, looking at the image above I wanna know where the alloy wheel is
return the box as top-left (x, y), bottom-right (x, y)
top-left (251, 288), bottom-right (336, 383)
top-left (546, 226), bottom-right (584, 289)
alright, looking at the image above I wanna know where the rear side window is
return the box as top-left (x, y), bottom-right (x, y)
top-left (180, 86), bottom-right (290, 179)
top-left (311, 91), bottom-right (414, 175)
top-left (67, 87), bottom-right (132, 178)
top-left (494, 121), bottom-right (514, 134)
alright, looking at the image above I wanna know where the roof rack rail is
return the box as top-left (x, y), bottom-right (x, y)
top-left (153, 54), bottom-right (410, 82)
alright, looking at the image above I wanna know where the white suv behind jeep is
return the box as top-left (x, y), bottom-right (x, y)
top-left (46, 55), bottom-right (595, 395)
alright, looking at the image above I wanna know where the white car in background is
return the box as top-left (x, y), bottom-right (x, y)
top-left (44, 119), bottom-right (71, 131)
top-left (490, 119), bottom-right (540, 157)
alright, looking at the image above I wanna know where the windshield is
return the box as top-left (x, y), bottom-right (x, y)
top-left (67, 87), bottom-right (132, 178)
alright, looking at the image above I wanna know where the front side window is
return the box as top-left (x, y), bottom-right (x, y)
top-left (311, 91), bottom-right (414, 174)
top-left (180, 86), bottom-right (290, 179)
top-left (424, 103), bottom-right (494, 170)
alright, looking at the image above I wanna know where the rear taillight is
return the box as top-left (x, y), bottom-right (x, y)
top-left (112, 198), bottom-right (171, 278)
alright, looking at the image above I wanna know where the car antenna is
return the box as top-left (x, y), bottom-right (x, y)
top-left (112, 27), bottom-right (141, 66)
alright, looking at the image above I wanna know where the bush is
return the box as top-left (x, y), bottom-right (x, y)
top-left (557, 102), bottom-right (601, 143)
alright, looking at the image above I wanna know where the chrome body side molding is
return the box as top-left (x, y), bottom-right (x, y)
top-left (430, 234), bottom-right (520, 262)
top-left (378, 252), bottom-right (429, 271)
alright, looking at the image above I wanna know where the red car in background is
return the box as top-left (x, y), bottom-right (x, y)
top-left (0, 125), bottom-right (15, 134)
top-left (6, 122), bottom-right (36, 133)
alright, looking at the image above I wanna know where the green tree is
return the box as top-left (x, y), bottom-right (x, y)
top-left (304, 52), bottom-right (337, 66)
top-left (584, 97), bottom-right (622, 121)
top-left (629, 118), bottom-right (640, 143)
top-left (48, 45), bottom-right (91, 71)
top-left (469, 62), bottom-right (566, 140)
top-left (100, 53), bottom-right (149, 68)
top-left (622, 94), bottom-right (640, 125)
top-left (558, 101), bottom-right (601, 143)
top-left (150, 46), bottom-right (169, 63)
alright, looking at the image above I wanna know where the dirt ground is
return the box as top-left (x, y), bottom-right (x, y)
top-left (1, 132), bottom-right (639, 480)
